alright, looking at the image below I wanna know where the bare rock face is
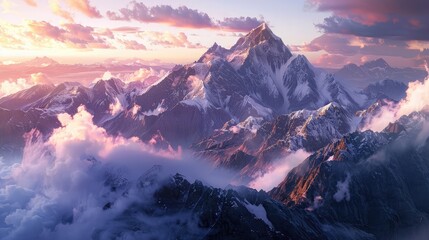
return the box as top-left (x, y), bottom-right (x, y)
top-left (97, 165), bottom-right (372, 240)
top-left (270, 112), bottom-right (429, 239)
top-left (193, 102), bottom-right (355, 182)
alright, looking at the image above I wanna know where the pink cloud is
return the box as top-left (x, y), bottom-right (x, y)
top-left (27, 20), bottom-right (66, 41)
top-left (363, 65), bottom-right (429, 131)
top-left (63, 23), bottom-right (97, 43)
top-left (66, 0), bottom-right (102, 18)
top-left (139, 31), bottom-right (203, 48)
top-left (107, 2), bottom-right (213, 28)
top-left (309, 0), bottom-right (429, 25)
top-left (0, 78), bottom-right (32, 98)
top-left (309, 0), bottom-right (429, 40)
top-left (0, 23), bottom-right (25, 49)
top-left (50, 0), bottom-right (74, 22)
top-left (118, 39), bottom-right (147, 50)
top-left (314, 54), bottom-right (347, 68)
top-left (96, 28), bottom-right (114, 39)
top-left (111, 26), bottom-right (140, 33)
top-left (294, 33), bottom-right (422, 58)
top-left (0, 20), bottom-right (203, 51)
top-left (0, 72), bottom-right (50, 98)
top-left (24, 0), bottom-right (37, 7)
top-left (25, 21), bottom-right (112, 49)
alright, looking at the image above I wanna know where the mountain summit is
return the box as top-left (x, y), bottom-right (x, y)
top-left (129, 23), bottom-right (361, 145)
top-left (231, 22), bottom-right (283, 50)
top-left (0, 24), bottom-right (362, 149)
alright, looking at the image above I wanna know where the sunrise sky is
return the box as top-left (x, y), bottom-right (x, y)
top-left (1, 0), bottom-right (428, 68)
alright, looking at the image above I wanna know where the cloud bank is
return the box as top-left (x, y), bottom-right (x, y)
top-left (300, 0), bottom-right (429, 67)
top-left (309, 0), bottom-right (429, 40)
top-left (363, 65), bottom-right (429, 131)
top-left (0, 73), bottom-right (50, 98)
top-left (249, 150), bottom-right (311, 191)
top-left (0, 20), bottom-right (203, 51)
top-left (0, 106), bottom-right (235, 239)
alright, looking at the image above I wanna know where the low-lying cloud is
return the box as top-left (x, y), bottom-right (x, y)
top-left (0, 106), bottom-right (235, 239)
top-left (363, 65), bottom-right (429, 131)
top-left (94, 67), bottom-right (167, 92)
top-left (249, 150), bottom-right (311, 191)
top-left (333, 173), bottom-right (351, 202)
top-left (0, 73), bottom-right (50, 98)
top-left (0, 20), bottom-right (204, 51)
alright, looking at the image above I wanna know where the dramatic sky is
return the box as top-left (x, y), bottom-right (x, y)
top-left (1, 0), bottom-right (428, 68)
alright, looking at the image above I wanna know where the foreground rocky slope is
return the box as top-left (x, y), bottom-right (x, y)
top-left (193, 102), bottom-right (357, 182)
top-left (94, 166), bottom-right (373, 240)
top-left (270, 112), bottom-right (429, 239)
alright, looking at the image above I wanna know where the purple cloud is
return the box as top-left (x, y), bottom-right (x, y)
top-left (294, 33), bottom-right (421, 58)
top-left (218, 17), bottom-right (264, 32)
top-left (107, 2), bottom-right (263, 32)
top-left (309, 0), bottom-right (429, 40)
top-left (317, 16), bottom-right (429, 41)
top-left (107, 2), bottom-right (213, 28)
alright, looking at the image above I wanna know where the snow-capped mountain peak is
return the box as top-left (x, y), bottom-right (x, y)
top-left (230, 22), bottom-right (281, 51)
top-left (0, 24), bottom-right (364, 152)
top-left (197, 42), bottom-right (229, 64)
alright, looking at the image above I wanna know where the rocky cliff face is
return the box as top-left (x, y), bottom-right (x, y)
top-left (193, 102), bottom-right (356, 182)
top-left (96, 165), bottom-right (373, 240)
top-left (270, 112), bottom-right (429, 239)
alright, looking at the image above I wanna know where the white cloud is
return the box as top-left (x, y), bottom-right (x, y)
top-left (0, 73), bottom-right (50, 98)
top-left (249, 150), bottom-right (311, 191)
top-left (0, 78), bottom-right (30, 98)
top-left (142, 101), bottom-right (166, 116)
top-left (96, 68), bottom-right (166, 84)
top-left (101, 71), bottom-right (112, 80)
top-left (333, 173), bottom-right (351, 202)
top-left (109, 97), bottom-right (124, 116)
top-left (363, 65), bottom-right (429, 131)
top-left (0, 106), bottom-right (234, 239)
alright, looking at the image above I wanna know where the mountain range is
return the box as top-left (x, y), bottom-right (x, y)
top-left (1, 23), bottom-right (428, 239)
top-left (335, 58), bottom-right (427, 88)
